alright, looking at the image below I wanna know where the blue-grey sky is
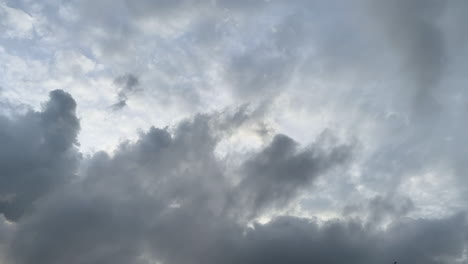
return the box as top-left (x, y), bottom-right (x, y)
top-left (1, 1), bottom-right (468, 263)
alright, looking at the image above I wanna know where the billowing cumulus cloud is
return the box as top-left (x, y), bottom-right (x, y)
top-left (233, 133), bottom-right (352, 219)
top-left (0, 91), bottom-right (466, 264)
top-left (3, 92), bottom-right (467, 264)
top-left (0, 90), bottom-right (80, 221)
top-left (1, 0), bottom-right (468, 263)
top-left (1, 93), bottom-right (352, 264)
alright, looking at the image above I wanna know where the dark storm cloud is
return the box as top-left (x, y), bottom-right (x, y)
top-left (10, 189), bottom-right (150, 264)
top-left (0, 91), bottom-right (466, 264)
top-left (0, 106), bottom-right (429, 264)
top-left (232, 133), bottom-right (352, 218)
top-left (111, 73), bottom-right (140, 110)
top-left (8, 202), bottom-right (468, 264)
top-left (0, 90), bottom-right (80, 221)
top-left (237, 213), bottom-right (467, 264)
top-left (148, 210), bottom-right (468, 264)
top-left (3, 92), bottom-right (358, 264)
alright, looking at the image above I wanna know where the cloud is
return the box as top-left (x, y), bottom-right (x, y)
top-left (12, 195), bottom-right (466, 264)
top-left (363, 0), bottom-right (447, 114)
top-left (225, 47), bottom-right (295, 99)
top-left (0, 217), bottom-right (13, 263)
top-left (232, 132), bottom-right (352, 219)
top-left (111, 73), bottom-right (140, 110)
top-left (237, 213), bottom-right (466, 264)
top-left (2, 91), bottom-right (361, 264)
top-left (9, 189), bottom-right (150, 264)
top-left (0, 90), bottom-right (80, 221)
top-left (0, 2), bottom-right (34, 39)
top-left (1, 1), bottom-right (468, 263)
top-left (343, 195), bottom-right (416, 226)
top-left (0, 90), bottom-right (451, 263)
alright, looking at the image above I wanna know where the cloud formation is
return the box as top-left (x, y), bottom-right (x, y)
top-left (363, 0), bottom-right (447, 114)
top-left (233, 133), bottom-right (352, 219)
top-left (0, 91), bottom-right (466, 264)
top-left (0, 90), bottom-right (80, 221)
top-left (111, 73), bottom-right (140, 110)
top-left (1, 0), bottom-right (468, 263)
top-left (1, 92), bottom-right (354, 264)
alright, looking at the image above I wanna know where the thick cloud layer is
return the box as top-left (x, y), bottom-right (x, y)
top-left (0, 91), bottom-right (466, 264)
top-left (242, 213), bottom-right (467, 264)
top-left (0, 90), bottom-right (80, 221)
top-left (0, 94), bottom-right (351, 264)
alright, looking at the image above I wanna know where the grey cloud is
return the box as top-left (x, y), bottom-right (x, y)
top-left (269, 0), bottom-right (468, 206)
top-left (10, 0), bottom-right (463, 115)
top-left (109, 99), bottom-right (127, 111)
top-left (226, 48), bottom-right (295, 99)
top-left (1, 91), bottom-right (467, 264)
top-left (111, 73), bottom-right (140, 110)
top-left (343, 195), bottom-right (416, 226)
top-left (6, 109), bottom-right (232, 264)
top-left (3, 1), bottom-right (468, 263)
top-left (146, 211), bottom-right (468, 264)
top-left (232, 132), bottom-right (352, 218)
top-left (19, 200), bottom-right (464, 264)
top-left (9, 189), bottom-right (150, 264)
top-left (221, 1), bottom-right (371, 100)
top-left (237, 213), bottom-right (467, 264)
top-left (5, 94), bottom-right (356, 264)
top-left (215, 0), bottom-right (269, 11)
top-left (221, 5), bottom-right (314, 99)
top-left (124, 0), bottom-right (268, 19)
top-left (363, 0), bottom-right (447, 114)
top-left (367, 195), bottom-right (415, 224)
top-left (10, 117), bottom-right (461, 264)
top-left (0, 90), bottom-right (80, 221)
top-left (0, 218), bottom-right (13, 263)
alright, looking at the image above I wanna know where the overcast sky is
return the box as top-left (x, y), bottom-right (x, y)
top-left (1, 0), bottom-right (468, 263)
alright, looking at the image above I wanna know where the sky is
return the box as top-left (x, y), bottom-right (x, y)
top-left (0, 0), bottom-right (468, 263)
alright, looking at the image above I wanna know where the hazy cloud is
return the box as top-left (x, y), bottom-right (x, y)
top-left (363, 0), bottom-right (447, 114)
top-left (111, 73), bottom-right (140, 110)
